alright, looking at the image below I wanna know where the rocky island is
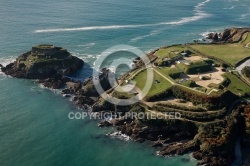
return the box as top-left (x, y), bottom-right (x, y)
top-left (1, 44), bottom-right (84, 88)
top-left (2, 28), bottom-right (250, 166)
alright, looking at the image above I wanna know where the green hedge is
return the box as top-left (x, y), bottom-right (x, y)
top-left (171, 85), bottom-right (238, 109)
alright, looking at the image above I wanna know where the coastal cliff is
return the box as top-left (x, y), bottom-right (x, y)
top-left (2, 27), bottom-right (250, 166)
top-left (207, 27), bottom-right (250, 43)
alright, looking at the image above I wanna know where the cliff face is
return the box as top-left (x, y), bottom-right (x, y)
top-left (1, 44), bottom-right (84, 79)
top-left (207, 28), bottom-right (250, 42)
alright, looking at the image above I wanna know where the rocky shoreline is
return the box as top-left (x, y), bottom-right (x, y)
top-left (2, 28), bottom-right (250, 166)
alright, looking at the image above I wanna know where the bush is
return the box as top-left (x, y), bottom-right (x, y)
top-left (144, 88), bottom-right (172, 102)
top-left (243, 66), bottom-right (250, 78)
top-left (171, 85), bottom-right (238, 109)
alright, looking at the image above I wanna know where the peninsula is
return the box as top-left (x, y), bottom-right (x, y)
top-left (2, 28), bottom-right (250, 166)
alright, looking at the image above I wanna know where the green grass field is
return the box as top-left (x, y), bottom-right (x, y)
top-left (190, 44), bottom-right (250, 66)
top-left (132, 68), bottom-right (172, 98)
top-left (176, 60), bottom-right (213, 74)
top-left (222, 72), bottom-right (250, 96)
top-left (154, 45), bottom-right (186, 58)
top-left (157, 67), bottom-right (182, 79)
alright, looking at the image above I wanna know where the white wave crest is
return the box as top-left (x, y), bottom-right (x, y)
top-left (70, 52), bottom-right (97, 61)
top-left (129, 0), bottom-right (211, 42)
top-left (200, 31), bottom-right (215, 38)
top-left (107, 131), bottom-right (130, 141)
top-left (77, 42), bottom-right (95, 48)
top-left (0, 56), bottom-right (16, 67)
top-left (0, 56), bottom-right (16, 75)
top-left (223, 5), bottom-right (236, 10)
top-left (34, 0), bottom-right (211, 33)
top-left (130, 29), bottom-right (160, 42)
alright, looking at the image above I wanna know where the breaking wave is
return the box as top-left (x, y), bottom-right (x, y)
top-left (34, 0), bottom-right (211, 33)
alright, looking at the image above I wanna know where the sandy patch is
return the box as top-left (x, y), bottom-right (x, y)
top-left (145, 97), bottom-right (194, 107)
top-left (184, 55), bottom-right (204, 61)
top-left (187, 67), bottom-right (225, 88)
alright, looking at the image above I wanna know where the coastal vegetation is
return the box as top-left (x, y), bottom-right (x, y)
top-left (189, 43), bottom-right (250, 66)
top-left (131, 68), bottom-right (172, 99)
top-left (176, 60), bottom-right (213, 74)
top-left (154, 45), bottom-right (188, 58)
top-left (221, 72), bottom-right (250, 97)
top-left (242, 66), bottom-right (250, 78)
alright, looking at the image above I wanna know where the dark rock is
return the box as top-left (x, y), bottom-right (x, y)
top-left (213, 33), bottom-right (218, 41)
top-left (193, 151), bottom-right (203, 160)
top-left (152, 141), bottom-right (163, 147)
top-left (98, 120), bottom-right (112, 127)
top-left (62, 88), bottom-right (74, 95)
top-left (38, 76), bottom-right (65, 89)
top-left (158, 141), bottom-right (199, 156)
top-left (73, 96), bottom-right (95, 108)
top-left (63, 94), bottom-right (71, 98)
top-left (2, 44), bottom-right (84, 80)
top-left (207, 33), bottom-right (214, 39)
top-left (221, 29), bottom-right (231, 40)
top-left (0, 64), bottom-right (3, 68)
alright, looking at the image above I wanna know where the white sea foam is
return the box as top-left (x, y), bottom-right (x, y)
top-left (77, 43), bottom-right (95, 48)
top-left (0, 56), bottom-right (16, 75)
top-left (34, 0), bottom-right (211, 33)
top-left (199, 31), bottom-right (215, 38)
top-left (38, 83), bottom-right (61, 94)
top-left (0, 56), bottom-right (16, 67)
top-left (71, 52), bottom-right (97, 61)
top-left (240, 13), bottom-right (249, 20)
top-left (130, 29), bottom-right (161, 42)
top-left (223, 6), bottom-right (236, 10)
top-left (107, 131), bottom-right (130, 141)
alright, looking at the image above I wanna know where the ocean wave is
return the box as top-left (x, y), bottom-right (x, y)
top-left (0, 56), bottom-right (16, 75)
top-left (107, 131), bottom-right (130, 141)
top-left (240, 13), bottom-right (249, 20)
top-left (130, 29), bottom-right (161, 42)
top-left (34, 0), bottom-right (211, 33)
top-left (77, 42), bottom-right (95, 48)
top-left (223, 5), bottom-right (236, 10)
top-left (129, 0), bottom-right (211, 42)
top-left (38, 83), bottom-right (61, 94)
top-left (71, 52), bottom-right (97, 60)
top-left (0, 56), bottom-right (16, 67)
top-left (199, 26), bottom-right (228, 38)
top-left (200, 31), bottom-right (215, 38)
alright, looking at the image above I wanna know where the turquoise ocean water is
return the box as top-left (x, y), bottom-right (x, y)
top-left (0, 0), bottom-right (250, 165)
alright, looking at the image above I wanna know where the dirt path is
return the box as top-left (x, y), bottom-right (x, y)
top-left (153, 67), bottom-right (206, 94)
top-left (245, 41), bottom-right (250, 48)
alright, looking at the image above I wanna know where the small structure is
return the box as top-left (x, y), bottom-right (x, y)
top-left (155, 80), bottom-right (160, 84)
top-left (31, 44), bottom-right (70, 59)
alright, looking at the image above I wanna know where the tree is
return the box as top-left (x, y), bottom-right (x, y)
top-left (242, 66), bottom-right (250, 78)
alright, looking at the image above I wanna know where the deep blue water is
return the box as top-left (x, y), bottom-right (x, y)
top-left (0, 0), bottom-right (250, 165)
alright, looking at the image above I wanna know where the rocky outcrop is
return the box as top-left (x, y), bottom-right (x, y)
top-left (60, 68), bottom-right (114, 108)
top-left (1, 44), bottom-right (84, 79)
top-left (207, 33), bottom-right (219, 41)
top-left (37, 75), bottom-right (71, 89)
top-left (207, 28), bottom-right (250, 42)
